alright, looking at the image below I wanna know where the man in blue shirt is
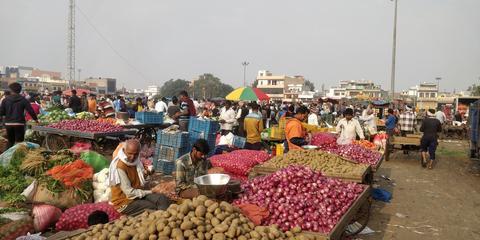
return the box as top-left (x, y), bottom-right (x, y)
top-left (385, 108), bottom-right (397, 155)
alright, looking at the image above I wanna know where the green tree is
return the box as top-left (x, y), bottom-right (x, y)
top-left (160, 79), bottom-right (190, 97)
top-left (468, 84), bottom-right (480, 96)
top-left (252, 79), bottom-right (259, 88)
top-left (304, 80), bottom-right (315, 91)
top-left (191, 73), bottom-right (234, 99)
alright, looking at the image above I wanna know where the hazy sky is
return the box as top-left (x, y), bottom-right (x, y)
top-left (1, 0), bottom-right (479, 92)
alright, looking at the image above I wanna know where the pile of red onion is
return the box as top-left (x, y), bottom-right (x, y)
top-left (332, 144), bottom-right (382, 165)
top-left (47, 120), bottom-right (124, 133)
top-left (310, 133), bottom-right (338, 151)
top-left (210, 150), bottom-right (270, 176)
top-left (234, 166), bottom-right (365, 233)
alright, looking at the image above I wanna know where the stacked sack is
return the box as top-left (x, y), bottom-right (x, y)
top-left (92, 168), bottom-right (111, 203)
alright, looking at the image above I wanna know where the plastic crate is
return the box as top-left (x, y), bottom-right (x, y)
top-left (154, 144), bottom-right (190, 162)
top-left (232, 136), bottom-right (246, 149)
top-left (135, 112), bottom-right (164, 124)
top-left (157, 131), bottom-right (189, 148)
top-left (156, 159), bottom-right (175, 175)
top-left (188, 117), bottom-right (220, 134)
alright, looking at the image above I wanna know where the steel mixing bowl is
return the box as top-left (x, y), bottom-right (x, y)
top-left (194, 174), bottom-right (231, 199)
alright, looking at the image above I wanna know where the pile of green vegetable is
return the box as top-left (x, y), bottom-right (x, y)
top-left (39, 109), bottom-right (72, 124)
top-left (76, 112), bottom-right (95, 120)
top-left (263, 149), bottom-right (369, 177)
top-left (0, 145), bottom-right (92, 207)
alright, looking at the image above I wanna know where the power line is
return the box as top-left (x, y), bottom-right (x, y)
top-left (76, 6), bottom-right (151, 84)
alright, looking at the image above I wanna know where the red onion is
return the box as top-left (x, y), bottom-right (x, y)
top-left (234, 166), bottom-right (365, 234)
top-left (47, 119), bottom-right (124, 133)
top-left (330, 144), bottom-right (382, 165)
top-left (210, 150), bottom-right (270, 176)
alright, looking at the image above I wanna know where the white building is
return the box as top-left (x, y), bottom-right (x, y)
top-left (326, 80), bottom-right (386, 99)
top-left (256, 70), bottom-right (306, 102)
top-left (144, 85), bottom-right (161, 97)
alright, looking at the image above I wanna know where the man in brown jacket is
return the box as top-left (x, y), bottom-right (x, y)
top-left (109, 139), bottom-right (171, 215)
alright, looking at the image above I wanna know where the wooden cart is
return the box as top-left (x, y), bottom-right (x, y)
top-left (385, 136), bottom-right (421, 162)
top-left (32, 126), bottom-right (137, 154)
top-left (302, 186), bottom-right (372, 240)
top-left (250, 164), bottom-right (373, 185)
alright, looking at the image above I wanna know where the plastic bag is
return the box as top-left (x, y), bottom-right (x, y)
top-left (80, 151), bottom-right (109, 173)
top-left (32, 204), bottom-right (62, 232)
top-left (15, 232), bottom-right (45, 240)
top-left (372, 188), bottom-right (392, 202)
top-left (70, 142), bottom-right (92, 154)
top-left (0, 142), bottom-right (39, 167)
top-left (55, 202), bottom-right (121, 231)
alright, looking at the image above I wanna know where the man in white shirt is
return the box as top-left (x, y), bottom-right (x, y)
top-left (155, 97), bottom-right (168, 113)
top-left (219, 101), bottom-right (237, 134)
top-left (435, 107), bottom-right (446, 124)
top-left (336, 108), bottom-right (365, 144)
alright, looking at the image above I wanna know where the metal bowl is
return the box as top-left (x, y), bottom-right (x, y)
top-left (194, 174), bottom-right (231, 199)
top-left (302, 145), bottom-right (319, 150)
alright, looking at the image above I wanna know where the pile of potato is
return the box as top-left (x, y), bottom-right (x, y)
top-left (263, 150), bottom-right (369, 177)
top-left (69, 195), bottom-right (318, 240)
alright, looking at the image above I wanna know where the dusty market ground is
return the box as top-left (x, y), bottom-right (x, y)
top-left (360, 141), bottom-right (480, 240)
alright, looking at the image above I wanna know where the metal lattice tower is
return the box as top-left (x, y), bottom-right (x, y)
top-left (67, 0), bottom-right (75, 88)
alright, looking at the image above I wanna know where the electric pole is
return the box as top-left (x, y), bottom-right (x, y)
top-left (242, 61), bottom-right (249, 87)
top-left (68, 0), bottom-right (76, 89)
top-left (390, 0), bottom-right (398, 100)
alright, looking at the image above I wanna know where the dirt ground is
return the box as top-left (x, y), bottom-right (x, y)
top-left (359, 140), bottom-right (480, 240)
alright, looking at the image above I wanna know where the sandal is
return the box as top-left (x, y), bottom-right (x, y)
top-left (427, 160), bottom-right (434, 169)
top-left (421, 153), bottom-right (427, 168)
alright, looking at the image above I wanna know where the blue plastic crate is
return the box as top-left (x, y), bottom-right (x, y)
top-left (154, 144), bottom-right (190, 162)
top-left (188, 117), bottom-right (220, 134)
top-left (232, 136), bottom-right (246, 149)
top-left (157, 131), bottom-right (189, 148)
top-left (135, 112), bottom-right (164, 124)
top-left (156, 159), bottom-right (175, 175)
top-left (189, 131), bottom-right (216, 156)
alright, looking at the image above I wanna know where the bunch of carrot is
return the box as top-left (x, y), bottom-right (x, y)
top-left (46, 160), bottom-right (93, 187)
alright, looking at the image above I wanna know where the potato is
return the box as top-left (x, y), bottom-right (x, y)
top-left (148, 235), bottom-right (157, 240)
top-left (180, 221), bottom-right (193, 230)
top-left (118, 232), bottom-right (132, 240)
top-left (197, 195), bottom-right (208, 202)
top-left (204, 199), bottom-right (215, 208)
top-left (195, 205), bottom-right (207, 217)
top-left (196, 232), bottom-right (205, 240)
top-left (148, 225), bottom-right (157, 234)
top-left (250, 231), bottom-right (261, 239)
top-left (168, 221), bottom-right (178, 228)
top-left (213, 224), bottom-right (228, 233)
top-left (109, 236), bottom-right (118, 240)
top-left (159, 226), bottom-right (171, 236)
top-left (157, 237), bottom-right (169, 240)
top-left (210, 217), bottom-right (220, 226)
top-left (197, 225), bottom-right (206, 233)
top-left (225, 226), bottom-right (236, 238)
top-left (156, 223), bottom-right (166, 232)
top-left (206, 224), bottom-right (213, 232)
top-left (205, 212), bottom-right (214, 220)
top-left (292, 226), bottom-right (302, 233)
top-left (139, 233), bottom-right (149, 240)
top-left (168, 208), bottom-right (178, 216)
top-left (171, 228), bottom-right (183, 238)
top-left (216, 213), bottom-right (226, 221)
top-left (204, 232), bottom-right (212, 240)
top-left (191, 217), bottom-right (203, 226)
top-left (213, 208), bottom-right (222, 215)
top-left (187, 211), bottom-right (195, 218)
top-left (184, 229), bottom-right (194, 237)
top-left (237, 236), bottom-right (247, 240)
top-left (177, 212), bottom-right (185, 219)
top-left (207, 202), bottom-right (219, 213)
top-left (285, 231), bottom-right (294, 237)
top-left (267, 232), bottom-right (275, 240)
top-left (212, 233), bottom-right (225, 240)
